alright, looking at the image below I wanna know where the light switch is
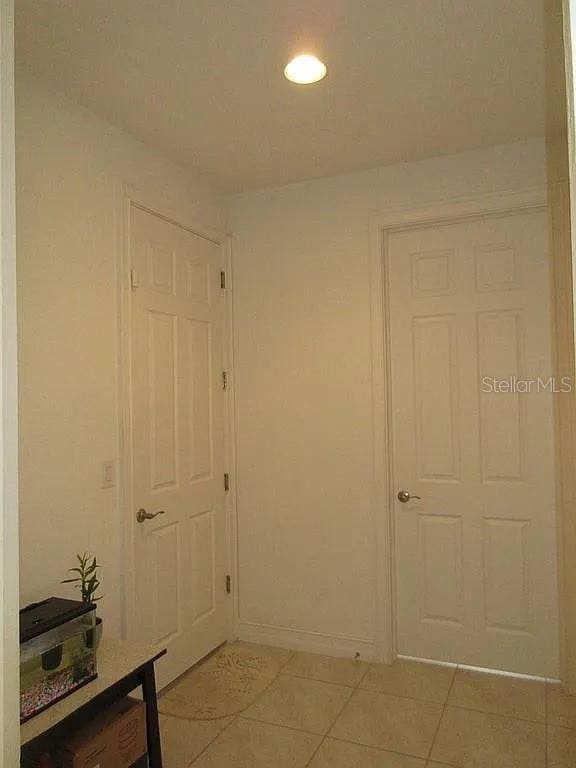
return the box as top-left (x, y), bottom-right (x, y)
top-left (101, 460), bottom-right (116, 489)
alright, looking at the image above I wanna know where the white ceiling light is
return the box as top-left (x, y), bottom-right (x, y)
top-left (284, 54), bottom-right (327, 85)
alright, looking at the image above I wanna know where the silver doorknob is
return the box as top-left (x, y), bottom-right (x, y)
top-left (397, 490), bottom-right (422, 503)
top-left (136, 508), bottom-right (166, 523)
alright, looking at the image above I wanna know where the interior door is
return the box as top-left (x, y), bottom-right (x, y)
top-left (129, 204), bottom-right (228, 688)
top-left (388, 209), bottom-right (559, 677)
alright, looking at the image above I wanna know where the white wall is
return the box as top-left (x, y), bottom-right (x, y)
top-left (228, 139), bottom-right (549, 656)
top-left (16, 74), bottom-right (224, 637)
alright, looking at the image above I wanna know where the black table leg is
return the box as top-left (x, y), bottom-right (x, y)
top-left (141, 662), bottom-right (163, 768)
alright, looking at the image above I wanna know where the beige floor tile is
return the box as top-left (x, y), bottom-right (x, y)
top-left (448, 669), bottom-right (545, 722)
top-left (547, 683), bottom-right (576, 729)
top-left (191, 717), bottom-right (321, 768)
top-left (308, 737), bottom-right (426, 767)
top-left (548, 725), bottom-right (576, 768)
top-left (243, 674), bottom-right (353, 734)
top-left (430, 706), bottom-right (545, 768)
top-left (284, 651), bottom-right (369, 687)
top-left (330, 689), bottom-right (442, 758)
top-left (360, 660), bottom-right (455, 704)
top-left (160, 714), bottom-right (232, 768)
top-left (229, 640), bottom-right (294, 669)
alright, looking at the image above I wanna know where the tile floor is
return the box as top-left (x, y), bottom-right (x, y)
top-left (159, 644), bottom-right (576, 768)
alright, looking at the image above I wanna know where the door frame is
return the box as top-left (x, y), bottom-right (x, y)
top-left (116, 185), bottom-right (236, 649)
top-left (562, 0), bottom-right (576, 693)
top-left (0, 0), bottom-right (19, 760)
top-left (369, 186), bottom-right (550, 665)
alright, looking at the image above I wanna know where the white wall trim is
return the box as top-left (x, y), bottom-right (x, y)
top-left (369, 186), bottom-right (549, 665)
top-left (116, 184), bottom-right (135, 640)
top-left (560, 0), bottom-right (576, 693)
top-left (224, 235), bottom-right (241, 632)
top-left (0, 0), bottom-right (19, 760)
top-left (399, 653), bottom-right (555, 683)
top-left (369, 216), bottom-right (395, 664)
top-left (236, 620), bottom-right (378, 661)
top-left (563, 2), bottom-right (576, 345)
top-left (116, 185), bottom-right (231, 643)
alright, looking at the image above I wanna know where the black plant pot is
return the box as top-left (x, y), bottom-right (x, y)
top-left (41, 644), bottom-right (63, 671)
top-left (85, 616), bottom-right (103, 650)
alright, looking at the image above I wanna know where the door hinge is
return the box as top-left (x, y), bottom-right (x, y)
top-left (220, 271), bottom-right (226, 289)
top-left (226, 575), bottom-right (231, 594)
top-left (222, 371), bottom-right (228, 391)
top-left (130, 268), bottom-right (139, 290)
top-left (224, 473), bottom-right (230, 492)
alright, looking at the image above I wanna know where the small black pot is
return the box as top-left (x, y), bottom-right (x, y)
top-left (41, 644), bottom-right (63, 671)
top-left (84, 616), bottom-right (103, 649)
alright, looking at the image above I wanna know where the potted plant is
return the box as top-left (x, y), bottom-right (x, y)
top-left (61, 552), bottom-right (103, 649)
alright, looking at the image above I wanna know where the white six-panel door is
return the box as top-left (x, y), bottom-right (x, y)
top-left (129, 205), bottom-right (227, 688)
top-left (388, 210), bottom-right (559, 677)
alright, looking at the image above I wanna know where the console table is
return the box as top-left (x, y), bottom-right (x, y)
top-left (21, 638), bottom-right (167, 767)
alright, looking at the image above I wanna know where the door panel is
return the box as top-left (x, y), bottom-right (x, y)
top-left (413, 314), bottom-right (459, 480)
top-left (389, 210), bottom-right (558, 676)
top-left (130, 205), bottom-right (227, 687)
top-left (419, 513), bottom-right (463, 624)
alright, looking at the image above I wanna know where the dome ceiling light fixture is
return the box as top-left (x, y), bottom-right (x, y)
top-left (284, 54), bottom-right (327, 85)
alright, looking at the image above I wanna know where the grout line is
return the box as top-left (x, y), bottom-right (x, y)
top-left (425, 663), bottom-right (458, 763)
top-left (238, 713), bottom-right (324, 737)
top-left (303, 660), bottom-right (369, 767)
top-left (279, 672), bottom-right (357, 689)
top-left (327, 734), bottom-right (446, 762)
top-left (438, 702), bottom-right (547, 726)
top-left (355, 662), bottom-right (372, 688)
top-left (323, 665), bottom-right (373, 740)
top-left (545, 722), bottom-right (576, 733)
top-left (352, 679), bottom-right (548, 726)
top-left (303, 736), bottom-right (326, 767)
top-left (278, 649), bottom-right (297, 671)
top-left (187, 713), bottom-right (239, 766)
top-left (356, 685), bottom-right (456, 708)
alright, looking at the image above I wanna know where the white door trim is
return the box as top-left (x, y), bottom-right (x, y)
top-left (116, 185), bottom-right (236, 645)
top-left (0, 0), bottom-right (19, 760)
top-left (223, 235), bottom-right (241, 631)
top-left (369, 186), bottom-right (549, 664)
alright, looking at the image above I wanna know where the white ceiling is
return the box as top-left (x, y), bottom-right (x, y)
top-left (16, 1), bottom-right (547, 193)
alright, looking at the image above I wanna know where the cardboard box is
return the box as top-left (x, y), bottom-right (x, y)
top-left (60, 698), bottom-right (146, 768)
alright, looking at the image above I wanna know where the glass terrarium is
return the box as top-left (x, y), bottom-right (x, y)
top-left (20, 597), bottom-right (98, 722)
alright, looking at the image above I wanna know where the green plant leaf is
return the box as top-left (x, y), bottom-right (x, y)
top-left (64, 552), bottom-right (102, 603)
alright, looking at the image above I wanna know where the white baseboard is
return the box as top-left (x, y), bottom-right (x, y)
top-left (235, 620), bottom-right (378, 661)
